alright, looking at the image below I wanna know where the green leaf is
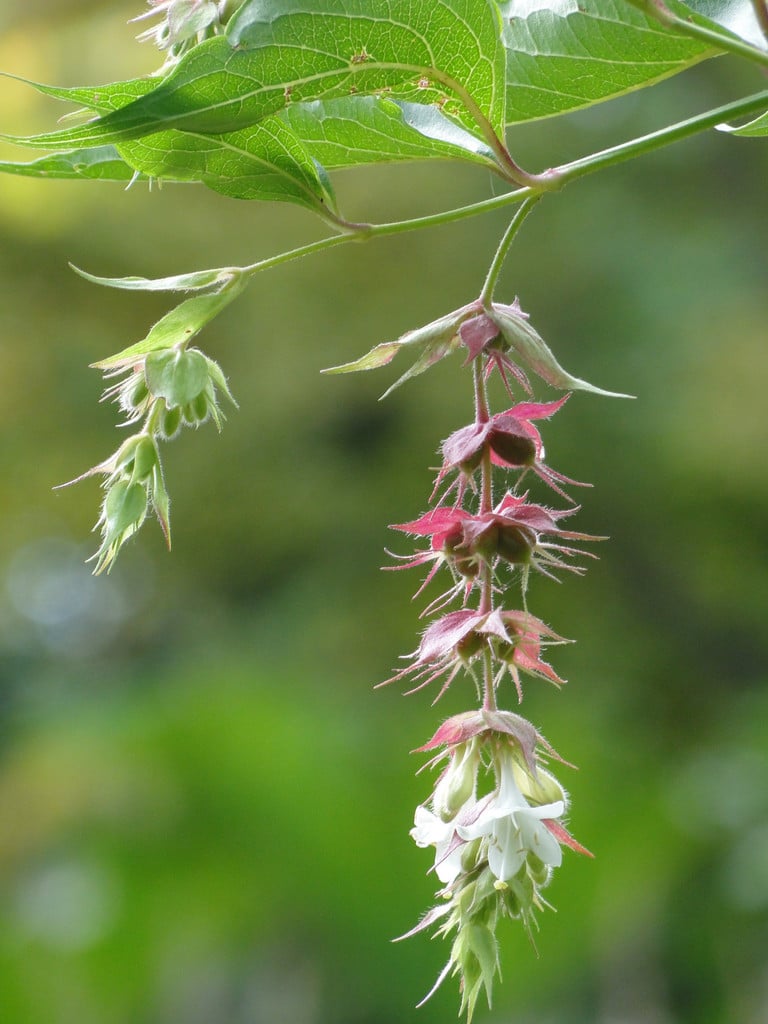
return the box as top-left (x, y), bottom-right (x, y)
top-left (669, 0), bottom-right (767, 48)
top-left (4, 0), bottom-right (507, 150)
top-left (2, 73), bottom-right (157, 109)
top-left (92, 286), bottom-right (245, 369)
top-left (500, 0), bottom-right (709, 124)
top-left (281, 96), bottom-right (497, 169)
top-left (73, 265), bottom-right (240, 293)
top-left (0, 145), bottom-right (138, 182)
top-left (717, 108), bottom-right (768, 135)
top-left (117, 118), bottom-right (337, 210)
top-left (7, 71), bottom-right (337, 212)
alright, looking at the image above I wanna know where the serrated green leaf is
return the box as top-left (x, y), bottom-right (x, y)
top-left (0, 145), bottom-right (138, 182)
top-left (500, 0), bottom-right (712, 124)
top-left (92, 286), bottom-right (245, 369)
top-left (4, 0), bottom-right (507, 150)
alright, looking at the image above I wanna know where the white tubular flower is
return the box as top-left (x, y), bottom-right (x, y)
top-left (458, 752), bottom-right (564, 882)
top-left (410, 803), bottom-right (470, 884)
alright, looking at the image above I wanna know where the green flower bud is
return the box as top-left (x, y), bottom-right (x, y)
top-left (514, 762), bottom-right (567, 808)
top-left (434, 741), bottom-right (479, 821)
top-left (160, 405), bottom-right (183, 439)
top-left (103, 479), bottom-right (147, 535)
top-left (128, 375), bottom-right (149, 409)
top-left (113, 435), bottom-right (145, 473)
top-left (527, 853), bottom-right (551, 887)
top-left (182, 393), bottom-right (210, 425)
top-left (131, 436), bottom-right (158, 483)
top-left (191, 391), bottom-right (209, 422)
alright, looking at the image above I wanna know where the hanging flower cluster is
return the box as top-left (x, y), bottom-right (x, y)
top-left (400, 710), bottom-right (590, 1019)
top-left (329, 274), bottom-right (623, 1017)
top-left (60, 344), bottom-right (235, 573)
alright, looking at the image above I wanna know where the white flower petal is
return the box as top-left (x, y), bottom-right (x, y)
top-left (514, 806), bottom-right (564, 868)
top-left (486, 816), bottom-right (526, 880)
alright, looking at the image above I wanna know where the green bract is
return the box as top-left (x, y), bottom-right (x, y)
top-left (145, 349), bottom-right (209, 407)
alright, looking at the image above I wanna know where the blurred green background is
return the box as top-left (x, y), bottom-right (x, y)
top-left (1, 3), bottom-right (767, 1022)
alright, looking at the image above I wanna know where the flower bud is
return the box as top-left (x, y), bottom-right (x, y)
top-left (130, 436), bottom-right (159, 483)
top-left (456, 630), bottom-right (484, 661)
top-left (113, 435), bottom-right (145, 473)
top-left (192, 391), bottom-right (210, 421)
top-left (512, 760), bottom-right (567, 808)
top-left (433, 742), bottom-right (479, 821)
top-left (526, 853), bottom-right (552, 887)
top-left (496, 524), bottom-right (534, 564)
top-left (160, 405), bottom-right (183, 439)
top-left (443, 534), bottom-right (479, 578)
top-left (127, 375), bottom-right (149, 409)
top-left (488, 421), bottom-right (536, 467)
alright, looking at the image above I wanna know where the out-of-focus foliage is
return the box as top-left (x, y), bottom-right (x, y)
top-left (0, 3), bottom-right (767, 1023)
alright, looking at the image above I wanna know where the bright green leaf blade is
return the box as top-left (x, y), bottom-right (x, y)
top-left (0, 72), bottom-right (158, 109)
top-left (281, 96), bottom-right (497, 169)
top-left (0, 145), bottom-right (138, 182)
top-left (501, 0), bottom-right (710, 124)
top-left (92, 286), bottom-right (245, 369)
top-left (117, 118), bottom-right (335, 210)
top-left (4, 0), bottom-right (507, 149)
top-left (19, 69), bottom-right (337, 213)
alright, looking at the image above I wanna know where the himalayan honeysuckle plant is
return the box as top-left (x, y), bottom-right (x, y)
top-left (3, 0), bottom-right (768, 1016)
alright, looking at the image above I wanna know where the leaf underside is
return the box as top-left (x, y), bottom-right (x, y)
top-left (0, 0), bottom-right (758, 207)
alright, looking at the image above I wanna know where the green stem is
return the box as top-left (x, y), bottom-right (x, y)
top-left (217, 88), bottom-right (768, 287)
top-left (478, 198), bottom-right (541, 307)
top-left (555, 88), bottom-right (768, 182)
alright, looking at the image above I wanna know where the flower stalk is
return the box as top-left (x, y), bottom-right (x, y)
top-left (355, 213), bottom-right (613, 1016)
